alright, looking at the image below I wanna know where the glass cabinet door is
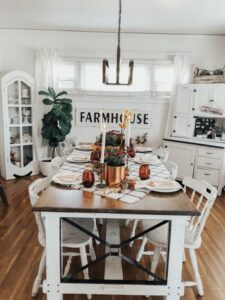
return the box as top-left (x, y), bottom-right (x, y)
top-left (6, 79), bottom-right (33, 169)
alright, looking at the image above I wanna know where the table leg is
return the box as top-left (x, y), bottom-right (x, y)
top-left (44, 214), bottom-right (63, 300)
top-left (104, 219), bottom-right (123, 280)
top-left (164, 217), bottom-right (186, 300)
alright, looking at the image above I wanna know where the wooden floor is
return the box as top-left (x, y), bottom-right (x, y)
top-left (0, 175), bottom-right (225, 300)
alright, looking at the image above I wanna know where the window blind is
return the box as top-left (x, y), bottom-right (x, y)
top-left (56, 58), bottom-right (174, 94)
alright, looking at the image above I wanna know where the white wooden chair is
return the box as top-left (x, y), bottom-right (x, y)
top-left (162, 161), bottom-right (178, 179)
top-left (51, 156), bottom-right (102, 241)
top-left (51, 156), bottom-right (66, 174)
top-left (128, 160), bottom-right (178, 247)
top-left (29, 177), bottom-right (96, 299)
top-left (152, 147), bottom-right (169, 162)
top-left (136, 176), bottom-right (217, 296)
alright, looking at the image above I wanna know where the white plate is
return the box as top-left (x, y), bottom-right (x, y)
top-left (51, 173), bottom-right (82, 187)
top-left (134, 156), bottom-right (160, 165)
top-left (136, 146), bottom-right (152, 153)
top-left (136, 179), bottom-right (181, 193)
top-left (66, 154), bottom-right (90, 163)
top-left (76, 144), bottom-right (93, 151)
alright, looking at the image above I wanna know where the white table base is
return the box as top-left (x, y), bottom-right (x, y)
top-left (43, 212), bottom-right (186, 300)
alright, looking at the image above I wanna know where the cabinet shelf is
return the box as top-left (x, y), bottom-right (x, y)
top-left (8, 104), bottom-right (20, 108)
top-left (10, 143), bottom-right (33, 147)
top-left (193, 114), bottom-right (225, 119)
top-left (9, 124), bottom-right (20, 127)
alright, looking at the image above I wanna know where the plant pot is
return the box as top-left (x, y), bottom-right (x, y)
top-left (39, 159), bottom-right (53, 177)
top-left (106, 164), bottom-right (126, 187)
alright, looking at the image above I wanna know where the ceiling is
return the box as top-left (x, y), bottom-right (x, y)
top-left (0, 0), bottom-right (225, 35)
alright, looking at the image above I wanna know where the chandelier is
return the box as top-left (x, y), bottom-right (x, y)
top-left (102, 0), bottom-right (134, 85)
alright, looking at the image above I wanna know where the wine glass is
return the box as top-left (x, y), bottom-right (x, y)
top-left (139, 164), bottom-right (150, 180)
top-left (82, 168), bottom-right (95, 188)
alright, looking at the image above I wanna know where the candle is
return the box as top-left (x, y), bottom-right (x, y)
top-left (100, 109), bottom-right (103, 133)
top-left (121, 111), bottom-right (124, 124)
top-left (126, 116), bottom-right (131, 148)
top-left (100, 123), bottom-right (106, 164)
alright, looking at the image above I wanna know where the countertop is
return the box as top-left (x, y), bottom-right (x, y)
top-left (163, 136), bottom-right (225, 149)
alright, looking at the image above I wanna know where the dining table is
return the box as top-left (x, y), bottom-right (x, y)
top-left (33, 147), bottom-right (200, 300)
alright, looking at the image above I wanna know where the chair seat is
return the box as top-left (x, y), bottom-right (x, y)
top-left (62, 218), bottom-right (94, 247)
top-left (142, 220), bottom-right (200, 249)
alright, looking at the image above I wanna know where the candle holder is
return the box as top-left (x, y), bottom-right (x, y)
top-left (96, 163), bottom-right (107, 189)
top-left (125, 146), bottom-right (130, 175)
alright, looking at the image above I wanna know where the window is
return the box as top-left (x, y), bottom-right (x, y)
top-left (57, 58), bottom-right (174, 95)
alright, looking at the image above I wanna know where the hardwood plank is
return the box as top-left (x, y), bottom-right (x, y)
top-left (0, 175), bottom-right (225, 300)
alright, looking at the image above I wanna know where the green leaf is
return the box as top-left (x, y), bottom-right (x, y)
top-left (55, 98), bottom-right (72, 104)
top-left (39, 91), bottom-right (50, 96)
top-left (48, 87), bottom-right (56, 98)
top-left (55, 91), bottom-right (67, 98)
top-left (43, 98), bottom-right (54, 105)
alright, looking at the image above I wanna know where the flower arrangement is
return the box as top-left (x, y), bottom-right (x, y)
top-left (98, 130), bottom-right (123, 147)
top-left (93, 130), bottom-right (126, 167)
top-left (105, 147), bottom-right (126, 167)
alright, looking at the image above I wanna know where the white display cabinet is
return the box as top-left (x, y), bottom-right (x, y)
top-left (0, 70), bottom-right (38, 179)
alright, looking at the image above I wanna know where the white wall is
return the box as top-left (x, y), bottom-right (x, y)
top-left (1, 29), bottom-right (225, 151)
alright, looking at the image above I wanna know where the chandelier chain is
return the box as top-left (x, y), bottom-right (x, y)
top-left (118, 0), bottom-right (122, 48)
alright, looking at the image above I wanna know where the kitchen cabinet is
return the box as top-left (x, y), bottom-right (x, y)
top-left (171, 83), bottom-right (225, 138)
top-left (192, 85), bottom-right (212, 115)
top-left (172, 114), bottom-right (193, 138)
top-left (163, 139), bottom-right (225, 195)
top-left (174, 85), bottom-right (193, 114)
top-left (174, 84), bottom-right (225, 117)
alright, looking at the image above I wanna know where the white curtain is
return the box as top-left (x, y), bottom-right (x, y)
top-left (34, 49), bottom-right (60, 160)
top-left (165, 53), bottom-right (192, 137)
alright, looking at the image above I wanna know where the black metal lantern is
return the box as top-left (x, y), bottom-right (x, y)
top-left (102, 0), bottom-right (134, 86)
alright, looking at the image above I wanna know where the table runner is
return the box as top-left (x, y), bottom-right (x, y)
top-left (52, 149), bottom-right (172, 204)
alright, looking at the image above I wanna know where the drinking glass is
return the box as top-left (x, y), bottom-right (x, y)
top-left (139, 164), bottom-right (150, 180)
top-left (82, 168), bottom-right (95, 188)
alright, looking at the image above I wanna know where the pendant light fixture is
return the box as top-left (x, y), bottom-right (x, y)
top-left (102, 0), bottom-right (134, 85)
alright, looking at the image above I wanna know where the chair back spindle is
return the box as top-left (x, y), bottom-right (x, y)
top-left (183, 177), bottom-right (217, 242)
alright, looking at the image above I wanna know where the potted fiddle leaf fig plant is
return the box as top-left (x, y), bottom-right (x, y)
top-left (39, 87), bottom-right (73, 176)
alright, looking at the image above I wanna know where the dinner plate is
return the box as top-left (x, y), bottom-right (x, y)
top-left (134, 155), bottom-right (160, 165)
top-left (136, 146), bottom-right (152, 153)
top-left (66, 154), bottom-right (90, 163)
top-left (76, 144), bottom-right (93, 151)
top-left (51, 173), bottom-right (82, 187)
top-left (136, 179), bottom-right (182, 193)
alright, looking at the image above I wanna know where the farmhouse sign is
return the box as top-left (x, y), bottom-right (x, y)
top-left (75, 108), bottom-right (152, 128)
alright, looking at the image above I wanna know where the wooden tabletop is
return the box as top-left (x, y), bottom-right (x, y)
top-left (33, 184), bottom-right (200, 216)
